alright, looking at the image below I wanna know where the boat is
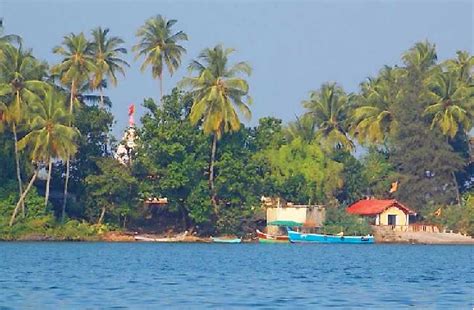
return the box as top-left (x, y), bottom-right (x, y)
top-left (287, 228), bottom-right (374, 244)
top-left (256, 229), bottom-right (289, 243)
top-left (134, 231), bottom-right (188, 242)
top-left (211, 237), bottom-right (242, 244)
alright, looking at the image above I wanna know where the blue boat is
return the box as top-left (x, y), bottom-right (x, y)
top-left (287, 228), bottom-right (374, 244)
top-left (211, 237), bottom-right (242, 244)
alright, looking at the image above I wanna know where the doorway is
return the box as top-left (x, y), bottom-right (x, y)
top-left (387, 214), bottom-right (397, 225)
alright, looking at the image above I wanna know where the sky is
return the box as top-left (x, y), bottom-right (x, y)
top-left (1, 0), bottom-right (473, 137)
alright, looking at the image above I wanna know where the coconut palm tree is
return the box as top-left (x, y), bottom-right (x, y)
top-left (0, 44), bottom-right (48, 214)
top-left (91, 27), bottom-right (129, 107)
top-left (424, 71), bottom-right (473, 138)
top-left (443, 50), bottom-right (473, 83)
top-left (10, 88), bottom-right (79, 225)
top-left (402, 41), bottom-right (438, 72)
top-left (51, 32), bottom-right (96, 221)
top-left (350, 66), bottom-right (404, 144)
top-left (286, 114), bottom-right (317, 143)
top-left (133, 15), bottom-right (188, 99)
top-left (180, 44), bottom-right (252, 212)
top-left (0, 19), bottom-right (21, 54)
top-left (303, 83), bottom-right (354, 151)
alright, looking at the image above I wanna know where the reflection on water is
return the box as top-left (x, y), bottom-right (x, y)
top-left (0, 243), bottom-right (473, 308)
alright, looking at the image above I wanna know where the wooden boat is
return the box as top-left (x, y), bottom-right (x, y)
top-left (211, 237), bottom-right (242, 244)
top-left (256, 229), bottom-right (289, 243)
top-left (287, 228), bottom-right (374, 244)
top-left (134, 231), bottom-right (188, 242)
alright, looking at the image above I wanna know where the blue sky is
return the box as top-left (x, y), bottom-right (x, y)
top-left (1, 0), bottom-right (473, 137)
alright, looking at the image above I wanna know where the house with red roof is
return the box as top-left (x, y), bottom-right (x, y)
top-left (347, 198), bottom-right (416, 227)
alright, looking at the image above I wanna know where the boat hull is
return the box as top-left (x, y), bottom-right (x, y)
top-left (211, 237), bottom-right (242, 244)
top-left (288, 230), bottom-right (374, 244)
top-left (256, 230), bottom-right (289, 243)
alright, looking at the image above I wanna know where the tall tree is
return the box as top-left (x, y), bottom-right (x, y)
top-left (90, 27), bottom-right (129, 107)
top-left (351, 66), bottom-right (404, 145)
top-left (0, 19), bottom-right (21, 53)
top-left (22, 89), bottom-right (79, 207)
top-left (424, 70), bottom-right (473, 138)
top-left (180, 44), bottom-right (252, 213)
top-left (10, 89), bottom-right (79, 225)
top-left (51, 32), bottom-right (96, 221)
top-left (390, 41), bottom-right (464, 209)
top-left (303, 83), bottom-right (354, 151)
top-left (133, 15), bottom-right (188, 99)
top-left (443, 50), bottom-right (473, 83)
top-left (0, 44), bottom-right (47, 215)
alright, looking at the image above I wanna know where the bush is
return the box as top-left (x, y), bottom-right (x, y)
top-left (422, 193), bottom-right (474, 236)
top-left (321, 207), bottom-right (372, 236)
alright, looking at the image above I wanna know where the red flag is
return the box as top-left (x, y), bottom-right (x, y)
top-left (128, 104), bottom-right (135, 116)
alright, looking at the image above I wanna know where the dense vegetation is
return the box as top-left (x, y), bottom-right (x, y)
top-left (0, 16), bottom-right (472, 239)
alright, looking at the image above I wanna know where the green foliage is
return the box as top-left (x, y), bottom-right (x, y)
top-left (422, 193), bottom-right (474, 236)
top-left (85, 158), bottom-right (138, 225)
top-left (0, 185), bottom-right (104, 240)
top-left (258, 137), bottom-right (344, 204)
top-left (333, 150), bottom-right (368, 204)
top-left (361, 148), bottom-right (396, 197)
top-left (181, 44), bottom-right (252, 138)
top-left (321, 207), bottom-right (372, 236)
top-left (303, 82), bottom-right (353, 151)
top-left (1, 25), bottom-right (472, 238)
top-left (134, 90), bottom-right (209, 229)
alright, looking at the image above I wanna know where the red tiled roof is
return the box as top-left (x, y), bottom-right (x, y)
top-left (347, 199), bottom-right (415, 216)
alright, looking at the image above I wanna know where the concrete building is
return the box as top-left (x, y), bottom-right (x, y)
top-left (347, 199), bottom-right (416, 227)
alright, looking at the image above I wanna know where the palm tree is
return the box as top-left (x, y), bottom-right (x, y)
top-left (351, 66), bottom-right (404, 144)
top-left (0, 19), bottom-right (21, 54)
top-left (443, 50), bottom-right (473, 83)
top-left (303, 83), bottom-right (354, 151)
top-left (286, 114), bottom-right (317, 143)
top-left (0, 44), bottom-right (48, 215)
top-left (133, 15), bottom-right (188, 99)
top-left (180, 44), bottom-right (252, 212)
top-left (51, 32), bottom-right (96, 221)
top-left (91, 27), bottom-right (129, 107)
top-left (402, 41), bottom-right (438, 72)
top-left (424, 71), bottom-right (473, 138)
top-left (10, 88), bottom-right (79, 225)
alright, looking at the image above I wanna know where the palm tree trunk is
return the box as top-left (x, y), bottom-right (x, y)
top-left (159, 75), bottom-right (163, 101)
top-left (446, 136), bottom-right (462, 206)
top-left (99, 87), bottom-right (104, 109)
top-left (62, 158), bottom-right (70, 222)
top-left (209, 133), bottom-right (218, 214)
top-left (62, 80), bottom-right (75, 222)
top-left (12, 122), bottom-right (25, 216)
top-left (98, 206), bottom-right (106, 224)
top-left (452, 171), bottom-right (461, 206)
top-left (10, 169), bottom-right (39, 226)
top-left (45, 158), bottom-right (53, 208)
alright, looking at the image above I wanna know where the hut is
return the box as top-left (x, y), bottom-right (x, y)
top-left (261, 196), bottom-right (326, 233)
top-left (347, 198), bottom-right (416, 226)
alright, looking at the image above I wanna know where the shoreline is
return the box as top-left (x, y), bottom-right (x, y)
top-left (1, 231), bottom-right (473, 245)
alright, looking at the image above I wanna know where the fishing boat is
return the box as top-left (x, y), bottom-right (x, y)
top-left (287, 228), bottom-right (374, 244)
top-left (211, 237), bottom-right (242, 244)
top-left (256, 229), bottom-right (289, 243)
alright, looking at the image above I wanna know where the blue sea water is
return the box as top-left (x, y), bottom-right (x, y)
top-left (0, 243), bottom-right (473, 309)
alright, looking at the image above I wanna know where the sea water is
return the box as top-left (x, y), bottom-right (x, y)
top-left (0, 243), bottom-right (472, 309)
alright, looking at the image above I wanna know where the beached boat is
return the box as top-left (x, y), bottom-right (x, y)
top-left (256, 229), bottom-right (289, 243)
top-left (211, 237), bottom-right (242, 244)
top-left (287, 228), bottom-right (374, 244)
top-left (134, 231), bottom-right (188, 242)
